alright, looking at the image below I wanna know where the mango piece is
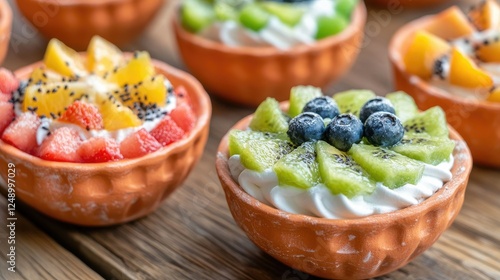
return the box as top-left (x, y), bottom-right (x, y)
top-left (468, 0), bottom-right (500, 31)
top-left (425, 7), bottom-right (475, 40)
top-left (449, 48), bottom-right (493, 89)
top-left (404, 31), bottom-right (451, 79)
top-left (487, 87), bottom-right (500, 102)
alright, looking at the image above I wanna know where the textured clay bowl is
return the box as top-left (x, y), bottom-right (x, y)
top-left (216, 103), bottom-right (472, 279)
top-left (0, 58), bottom-right (211, 226)
top-left (174, 2), bottom-right (366, 107)
top-left (15, 0), bottom-right (164, 50)
top-left (367, 0), bottom-right (450, 9)
top-left (389, 14), bottom-right (500, 168)
top-left (0, 0), bottom-right (12, 65)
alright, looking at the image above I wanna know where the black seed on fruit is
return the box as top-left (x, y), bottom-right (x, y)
top-left (65, 61), bottom-right (69, 66)
top-left (50, 112), bottom-right (57, 119)
top-left (64, 85), bottom-right (68, 90)
top-left (37, 88), bottom-right (42, 93)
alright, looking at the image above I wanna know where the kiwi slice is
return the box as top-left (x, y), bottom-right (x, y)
top-left (349, 144), bottom-right (424, 189)
top-left (386, 91), bottom-right (419, 122)
top-left (404, 106), bottom-right (449, 138)
top-left (181, 0), bottom-right (216, 33)
top-left (249, 98), bottom-right (289, 133)
top-left (316, 141), bottom-right (375, 198)
top-left (239, 138), bottom-right (294, 172)
top-left (288, 86), bottom-right (323, 117)
top-left (336, 0), bottom-right (358, 19)
top-left (333, 90), bottom-right (376, 117)
top-left (316, 15), bottom-right (349, 40)
top-left (391, 134), bottom-right (455, 165)
top-left (229, 130), bottom-right (289, 156)
top-left (273, 141), bottom-right (320, 189)
top-left (214, 2), bottom-right (238, 21)
top-left (239, 3), bottom-right (270, 31)
top-left (259, 2), bottom-right (304, 27)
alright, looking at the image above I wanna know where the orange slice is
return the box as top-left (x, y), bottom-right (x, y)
top-left (99, 97), bottom-right (142, 130)
top-left (87, 36), bottom-right (123, 76)
top-left (404, 31), bottom-right (451, 79)
top-left (28, 67), bottom-right (64, 85)
top-left (108, 51), bottom-right (155, 86)
top-left (425, 7), bottom-right (475, 40)
top-left (449, 48), bottom-right (493, 89)
top-left (43, 39), bottom-right (87, 78)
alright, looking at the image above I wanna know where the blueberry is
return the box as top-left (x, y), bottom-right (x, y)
top-left (287, 112), bottom-right (325, 145)
top-left (324, 113), bottom-right (363, 152)
top-left (302, 96), bottom-right (340, 119)
top-left (364, 112), bottom-right (404, 147)
top-left (359, 97), bottom-right (396, 124)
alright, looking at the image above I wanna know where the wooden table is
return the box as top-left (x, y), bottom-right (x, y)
top-left (1, 0), bottom-right (499, 279)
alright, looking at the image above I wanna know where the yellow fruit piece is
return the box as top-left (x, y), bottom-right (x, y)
top-left (468, 0), bottom-right (500, 31)
top-left (112, 75), bottom-right (167, 108)
top-left (28, 67), bottom-right (64, 85)
top-left (23, 82), bottom-right (94, 119)
top-left (99, 98), bottom-right (142, 130)
top-left (87, 36), bottom-right (123, 76)
top-left (449, 48), bottom-right (493, 89)
top-left (487, 87), bottom-right (500, 102)
top-left (43, 38), bottom-right (87, 78)
top-left (404, 31), bottom-right (451, 79)
top-left (425, 7), bottom-right (475, 40)
top-left (476, 39), bottom-right (500, 62)
top-left (108, 51), bottom-right (155, 86)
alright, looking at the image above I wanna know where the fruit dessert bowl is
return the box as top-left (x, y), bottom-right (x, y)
top-left (174, 0), bottom-right (366, 107)
top-left (367, 0), bottom-right (450, 9)
top-left (15, 0), bottom-right (164, 50)
top-left (0, 0), bottom-right (12, 65)
top-left (216, 87), bottom-right (472, 279)
top-left (389, 2), bottom-right (500, 167)
top-left (0, 37), bottom-right (211, 226)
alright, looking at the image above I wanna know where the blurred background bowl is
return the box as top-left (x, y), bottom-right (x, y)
top-left (0, 0), bottom-right (12, 65)
top-left (389, 13), bottom-right (500, 168)
top-left (174, 2), bottom-right (366, 107)
top-left (366, 0), bottom-right (451, 9)
top-left (15, 0), bottom-right (165, 50)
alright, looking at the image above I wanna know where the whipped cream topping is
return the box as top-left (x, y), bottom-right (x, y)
top-left (200, 0), bottom-right (336, 50)
top-left (228, 154), bottom-right (453, 219)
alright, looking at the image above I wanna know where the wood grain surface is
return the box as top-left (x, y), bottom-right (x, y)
top-left (1, 0), bottom-right (500, 279)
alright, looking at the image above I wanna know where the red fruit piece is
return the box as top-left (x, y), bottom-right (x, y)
top-left (38, 127), bottom-right (82, 162)
top-left (0, 101), bottom-right (14, 135)
top-left (78, 137), bottom-right (123, 163)
top-left (0, 93), bottom-right (11, 102)
top-left (170, 103), bottom-right (196, 133)
top-left (59, 101), bottom-right (104, 130)
top-left (120, 128), bottom-right (162, 159)
top-left (0, 68), bottom-right (19, 94)
top-left (150, 116), bottom-right (185, 146)
top-left (174, 85), bottom-right (192, 107)
top-left (1, 112), bottom-right (41, 153)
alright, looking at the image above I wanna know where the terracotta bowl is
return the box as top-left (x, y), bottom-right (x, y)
top-left (15, 0), bottom-right (165, 50)
top-left (0, 58), bottom-right (211, 226)
top-left (173, 3), bottom-right (366, 107)
top-left (366, 0), bottom-right (450, 9)
top-left (0, 0), bottom-right (12, 65)
top-left (389, 14), bottom-right (500, 168)
top-left (216, 103), bottom-right (472, 279)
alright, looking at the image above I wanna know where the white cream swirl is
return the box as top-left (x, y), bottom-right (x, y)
top-left (228, 154), bottom-right (453, 219)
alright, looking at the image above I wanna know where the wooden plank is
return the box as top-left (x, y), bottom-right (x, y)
top-left (2, 0), bottom-right (500, 279)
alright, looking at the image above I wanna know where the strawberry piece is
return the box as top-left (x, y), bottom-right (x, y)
top-left (59, 101), bottom-right (104, 130)
top-left (1, 112), bottom-right (41, 153)
top-left (0, 93), bottom-right (11, 102)
top-left (78, 137), bottom-right (123, 163)
top-left (174, 85), bottom-right (192, 108)
top-left (0, 68), bottom-right (19, 94)
top-left (170, 103), bottom-right (196, 133)
top-left (0, 101), bottom-right (14, 136)
top-left (120, 128), bottom-right (162, 159)
top-left (150, 116), bottom-right (185, 146)
top-left (38, 127), bottom-right (82, 162)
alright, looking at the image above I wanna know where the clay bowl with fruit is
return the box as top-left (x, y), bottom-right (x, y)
top-left (216, 88), bottom-right (472, 279)
top-left (389, 3), bottom-right (500, 167)
top-left (367, 0), bottom-right (450, 9)
top-left (0, 38), bottom-right (211, 226)
top-left (0, 0), bottom-right (12, 65)
top-left (174, 0), bottom-right (366, 107)
top-left (15, 0), bottom-right (164, 50)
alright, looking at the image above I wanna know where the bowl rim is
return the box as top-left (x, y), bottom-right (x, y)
top-left (0, 0), bottom-right (12, 33)
top-left (0, 55), bottom-right (212, 171)
top-left (388, 12), bottom-right (500, 111)
top-left (14, 0), bottom-right (139, 7)
top-left (173, 1), bottom-right (367, 56)
top-left (216, 102), bottom-right (472, 227)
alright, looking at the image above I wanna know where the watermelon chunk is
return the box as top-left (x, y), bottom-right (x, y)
top-left (1, 112), bottom-right (41, 153)
top-left (0, 93), bottom-right (11, 102)
top-left (150, 116), bottom-right (185, 146)
top-left (78, 137), bottom-right (123, 163)
top-left (0, 101), bottom-right (14, 135)
top-left (0, 68), bottom-right (19, 94)
top-left (120, 128), bottom-right (162, 159)
top-left (170, 103), bottom-right (196, 133)
top-left (37, 127), bottom-right (82, 162)
top-left (59, 101), bottom-right (104, 130)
